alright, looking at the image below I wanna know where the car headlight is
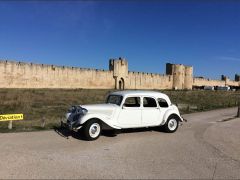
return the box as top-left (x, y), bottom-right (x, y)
top-left (65, 112), bottom-right (71, 119)
top-left (81, 108), bottom-right (88, 115)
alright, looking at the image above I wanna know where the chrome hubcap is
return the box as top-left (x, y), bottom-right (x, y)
top-left (89, 123), bottom-right (100, 138)
top-left (168, 119), bottom-right (177, 131)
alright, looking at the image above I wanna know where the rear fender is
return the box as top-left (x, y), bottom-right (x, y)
top-left (161, 109), bottom-right (183, 125)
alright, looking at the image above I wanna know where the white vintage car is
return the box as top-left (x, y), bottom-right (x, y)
top-left (62, 90), bottom-right (184, 140)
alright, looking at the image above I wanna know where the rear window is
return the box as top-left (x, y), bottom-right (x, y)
top-left (158, 98), bottom-right (169, 108)
top-left (143, 97), bottom-right (157, 107)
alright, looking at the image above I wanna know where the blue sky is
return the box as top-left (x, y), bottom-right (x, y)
top-left (0, 1), bottom-right (240, 79)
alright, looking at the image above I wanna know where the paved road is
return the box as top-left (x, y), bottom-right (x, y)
top-left (0, 107), bottom-right (240, 179)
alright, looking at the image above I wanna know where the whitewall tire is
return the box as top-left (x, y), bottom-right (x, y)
top-left (164, 115), bottom-right (179, 133)
top-left (83, 119), bottom-right (102, 141)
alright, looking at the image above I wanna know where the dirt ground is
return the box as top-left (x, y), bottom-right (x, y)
top-left (0, 107), bottom-right (240, 179)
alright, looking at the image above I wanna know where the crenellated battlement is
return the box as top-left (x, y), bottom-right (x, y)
top-left (0, 58), bottom-right (239, 90)
top-left (0, 59), bottom-right (114, 89)
top-left (0, 60), bottom-right (110, 72)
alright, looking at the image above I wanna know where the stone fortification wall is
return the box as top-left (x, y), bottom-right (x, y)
top-left (0, 60), bottom-right (115, 89)
top-left (193, 77), bottom-right (240, 87)
top-left (193, 78), bottom-right (225, 87)
top-left (227, 80), bottom-right (239, 87)
top-left (0, 58), bottom-right (238, 90)
top-left (127, 71), bottom-right (172, 90)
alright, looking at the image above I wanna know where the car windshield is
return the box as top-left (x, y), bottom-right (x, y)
top-left (106, 95), bottom-right (123, 106)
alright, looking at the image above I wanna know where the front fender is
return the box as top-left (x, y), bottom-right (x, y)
top-left (79, 113), bottom-right (121, 129)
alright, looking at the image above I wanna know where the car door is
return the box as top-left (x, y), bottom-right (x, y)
top-left (117, 96), bottom-right (142, 128)
top-left (141, 96), bottom-right (160, 126)
top-left (157, 98), bottom-right (170, 124)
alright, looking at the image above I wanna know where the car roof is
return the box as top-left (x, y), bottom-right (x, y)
top-left (109, 90), bottom-right (170, 101)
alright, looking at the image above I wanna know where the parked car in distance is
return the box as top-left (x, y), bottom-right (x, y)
top-left (204, 86), bottom-right (215, 90)
top-left (61, 90), bottom-right (184, 140)
top-left (216, 86), bottom-right (230, 91)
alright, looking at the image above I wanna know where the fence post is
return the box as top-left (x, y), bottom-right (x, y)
top-left (8, 120), bottom-right (12, 130)
top-left (237, 105), bottom-right (240, 118)
top-left (41, 116), bottom-right (46, 128)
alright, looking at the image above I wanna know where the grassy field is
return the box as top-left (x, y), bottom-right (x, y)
top-left (0, 88), bottom-right (239, 132)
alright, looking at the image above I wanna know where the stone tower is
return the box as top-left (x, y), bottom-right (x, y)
top-left (184, 65), bottom-right (193, 89)
top-left (109, 57), bottom-right (128, 89)
top-left (221, 75), bottom-right (230, 86)
top-left (235, 74), bottom-right (240, 81)
top-left (221, 75), bottom-right (227, 81)
top-left (166, 63), bottom-right (193, 90)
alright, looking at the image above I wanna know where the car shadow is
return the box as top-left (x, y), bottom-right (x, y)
top-left (119, 126), bottom-right (166, 134)
top-left (53, 126), bottom-right (86, 141)
top-left (53, 126), bottom-right (120, 140)
top-left (54, 125), bottom-right (167, 141)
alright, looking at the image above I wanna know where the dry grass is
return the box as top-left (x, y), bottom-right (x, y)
top-left (0, 88), bottom-right (239, 132)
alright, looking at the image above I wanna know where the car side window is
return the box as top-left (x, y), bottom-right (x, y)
top-left (158, 98), bottom-right (169, 108)
top-left (143, 97), bottom-right (157, 107)
top-left (123, 97), bottom-right (140, 107)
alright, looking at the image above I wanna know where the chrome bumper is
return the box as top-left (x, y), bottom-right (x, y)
top-left (61, 120), bottom-right (82, 132)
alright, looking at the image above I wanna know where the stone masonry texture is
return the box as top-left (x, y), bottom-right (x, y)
top-left (0, 57), bottom-right (239, 90)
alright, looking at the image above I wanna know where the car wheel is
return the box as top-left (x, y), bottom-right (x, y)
top-left (83, 119), bottom-right (102, 141)
top-left (164, 115), bottom-right (179, 133)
